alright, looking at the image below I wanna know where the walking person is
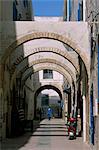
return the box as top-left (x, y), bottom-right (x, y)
top-left (47, 106), bottom-right (52, 120)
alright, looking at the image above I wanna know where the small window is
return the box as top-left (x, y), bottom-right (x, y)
top-left (43, 69), bottom-right (53, 79)
top-left (23, 0), bottom-right (28, 8)
top-left (15, 0), bottom-right (18, 5)
top-left (78, 2), bottom-right (83, 21)
top-left (13, 1), bottom-right (18, 20)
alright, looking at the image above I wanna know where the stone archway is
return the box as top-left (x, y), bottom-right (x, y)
top-left (10, 57), bottom-right (77, 116)
top-left (0, 22), bottom-right (90, 142)
top-left (10, 46), bottom-right (79, 73)
top-left (2, 32), bottom-right (89, 78)
top-left (21, 62), bottom-right (73, 86)
top-left (16, 59), bottom-right (76, 84)
top-left (9, 45), bottom-right (78, 80)
top-left (34, 84), bottom-right (63, 119)
top-left (20, 62), bottom-right (76, 123)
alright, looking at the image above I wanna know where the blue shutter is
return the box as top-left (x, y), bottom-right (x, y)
top-left (90, 84), bottom-right (94, 144)
top-left (78, 3), bottom-right (80, 21)
top-left (69, 0), bottom-right (71, 20)
top-left (78, 1), bottom-right (83, 21)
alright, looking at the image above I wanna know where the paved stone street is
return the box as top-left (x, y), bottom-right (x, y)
top-left (1, 119), bottom-right (91, 150)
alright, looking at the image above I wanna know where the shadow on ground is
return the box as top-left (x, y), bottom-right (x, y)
top-left (1, 120), bottom-right (40, 150)
top-left (1, 119), bottom-right (66, 150)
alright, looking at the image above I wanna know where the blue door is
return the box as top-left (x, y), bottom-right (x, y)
top-left (90, 84), bottom-right (94, 144)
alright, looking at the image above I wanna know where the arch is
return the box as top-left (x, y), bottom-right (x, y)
top-left (2, 32), bottom-right (89, 77)
top-left (10, 46), bottom-right (79, 73)
top-left (16, 59), bottom-right (76, 83)
top-left (21, 62), bottom-right (73, 86)
top-left (34, 84), bottom-right (63, 100)
top-left (34, 84), bottom-right (63, 118)
top-left (10, 50), bottom-right (78, 79)
top-left (10, 59), bottom-right (77, 98)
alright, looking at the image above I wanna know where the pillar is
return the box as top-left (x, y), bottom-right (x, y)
top-left (0, 64), bottom-right (4, 140)
top-left (83, 95), bottom-right (86, 142)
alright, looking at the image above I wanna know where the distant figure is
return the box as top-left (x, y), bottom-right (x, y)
top-left (47, 107), bottom-right (52, 120)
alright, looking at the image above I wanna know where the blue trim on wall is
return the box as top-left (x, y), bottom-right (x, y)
top-left (90, 84), bottom-right (94, 145)
top-left (69, 0), bottom-right (71, 20)
top-left (77, 0), bottom-right (83, 21)
top-left (78, 3), bottom-right (80, 21)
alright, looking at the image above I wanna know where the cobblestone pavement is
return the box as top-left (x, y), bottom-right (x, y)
top-left (1, 119), bottom-right (91, 150)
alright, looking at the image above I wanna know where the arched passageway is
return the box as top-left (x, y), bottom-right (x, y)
top-left (0, 29), bottom-right (90, 142)
top-left (2, 31), bottom-right (90, 78)
top-left (21, 63), bottom-right (73, 86)
top-left (34, 85), bottom-right (63, 120)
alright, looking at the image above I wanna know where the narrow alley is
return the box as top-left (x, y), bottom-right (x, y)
top-left (0, 0), bottom-right (99, 150)
top-left (1, 119), bottom-right (91, 150)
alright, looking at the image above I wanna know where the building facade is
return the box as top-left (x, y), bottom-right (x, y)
top-left (64, 0), bottom-right (99, 148)
top-left (86, 0), bottom-right (99, 149)
top-left (0, 1), bottom-right (98, 149)
top-left (0, 0), bottom-right (33, 21)
top-left (64, 0), bottom-right (84, 21)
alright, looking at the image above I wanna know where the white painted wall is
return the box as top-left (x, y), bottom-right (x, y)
top-left (39, 70), bottom-right (63, 85)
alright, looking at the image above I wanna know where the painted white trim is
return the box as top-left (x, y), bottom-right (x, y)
top-left (83, 0), bottom-right (86, 21)
top-left (94, 99), bottom-right (98, 116)
top-left (83, 95), bottom-right (86, 142)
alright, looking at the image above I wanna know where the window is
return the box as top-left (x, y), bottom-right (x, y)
top-left (13, 1), bottom-right (18, 20)
top-left (78, 1), bottom-right (83, 21)
top-left (23, 0), bottom-right (28, 8)
top-left (43, 69), bottom-right (53, 79)
top-left (41, 95), bottom-right (49, 106)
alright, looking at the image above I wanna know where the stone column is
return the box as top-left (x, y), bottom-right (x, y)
top-left (0, 64), bottom-right (4, 140)
top-left (86, 81), bottom-right (90, 143)
top-left (75, 82), bottom-right (77, 109)
top-left (71, 84), bottom-right (74, 116)
top-left (0, 64), bottom-right (4, 88)
top-left (83, 95), bottom-right (86, 142)
top-left (64, 94), bottom-right (68, 124)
